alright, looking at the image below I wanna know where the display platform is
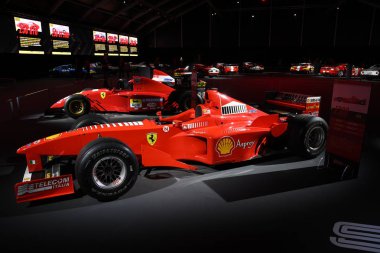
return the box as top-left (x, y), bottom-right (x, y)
top-left (1, 74), bottom-right (379, 253)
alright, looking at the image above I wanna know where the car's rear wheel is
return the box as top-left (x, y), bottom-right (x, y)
top-left (75, 138), bottom-right (139, 201)
top-left (338, 70), bottom-right (344, 77)
top-left (64, 94), bottom-right (90, 119)
top-left (287, 114), bottom-right (328, 157)
top-left (70, 114), bottom-right (109, 129)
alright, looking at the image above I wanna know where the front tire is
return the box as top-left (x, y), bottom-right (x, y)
top-left (287, 115), bottom-right (328, 157)
top-left (75, 138), bottom-right (139, 201)
top-left (71, 114), bottom-right (109, 130)
top-left (64, 94), bottom-right (90, 119)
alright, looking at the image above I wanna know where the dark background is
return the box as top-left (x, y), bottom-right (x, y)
top-left (1, 0), bottom-right (380, 79)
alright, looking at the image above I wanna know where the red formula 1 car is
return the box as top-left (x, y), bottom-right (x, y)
top-left (216, 63), bottom-right (239, 74)
top-left (290, 63), bottom-right (315, 74)
top-left (319, 63), bottom-right (363, 77)
top-left (15, 89), bottom-right (328, 203)
top-left (48, 70), bottom-right (192, 119)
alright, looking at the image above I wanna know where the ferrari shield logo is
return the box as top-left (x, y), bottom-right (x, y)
top-left (100, 92), bottom-right (106, 99)
top-left (146, 132), bottom-right (157, 146)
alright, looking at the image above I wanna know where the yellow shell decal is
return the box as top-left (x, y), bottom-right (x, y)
top-left (216, 136), bottom-right (235, 157)
top-left (146, 132), bottom-right (158, 146)
top-left (100, 92), bottom-right (106, 99)
top-left (45, 133), bottom-right (61, 140)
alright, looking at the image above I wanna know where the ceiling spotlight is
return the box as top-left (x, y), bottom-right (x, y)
top-left (293, 13), bottom-right (297, 17)
top-left (237, 1), bottom-right (240, 4)
top-left (337, 6), bottom-right (340, 10)
top-left (123, 0), bottom-right (126, 4)
top-left (251, 14), bottom-right (255, 18)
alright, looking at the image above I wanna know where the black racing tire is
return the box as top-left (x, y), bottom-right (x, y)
top-left (70, 114), bottom-right (109, 130)
top-left (178, 90), bottom-right (203, 111)
top-left (337, 70), bottom-right (344, 77)
top-left (75, 138), bottom-right (139, 201)
top-left (81, 88), bottom-right (93, 91)
top-left (64, 94), bottom-right (90, 119)
top-left (287, 114), bottom-right (328, 158)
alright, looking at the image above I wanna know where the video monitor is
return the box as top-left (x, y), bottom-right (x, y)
top-left (14, 17), bottom-right (44, 55)
top-left (93, 30), bottom-right (106, 56)
top-left (49, 23), bottom-right (71, 55)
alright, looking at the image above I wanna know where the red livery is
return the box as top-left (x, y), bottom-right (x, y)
top-left (216, 63), bottom-right (239, 74)
top-left (16, 89), bottom-right (328, 203)
top-left (49, 70), bottom-right (190, 118)
top-left (320, 63), bottom-right (363, 77)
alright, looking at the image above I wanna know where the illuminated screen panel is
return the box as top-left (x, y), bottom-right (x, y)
top-left (93, 30), bottom-right (106, 55)
top-left (119, 35), bottom-right (129, 56)
top-left (129, 36), bottom-right (138, 56)
top-left (49, 23), bottom-right (71, 55)
top-left (107, 33), bottom-right (119, 56)
top-left (14, 17), bottom-right (44, 54)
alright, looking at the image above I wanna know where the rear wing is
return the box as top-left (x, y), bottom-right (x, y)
top-left (265, 91), bottom-right (321, 116)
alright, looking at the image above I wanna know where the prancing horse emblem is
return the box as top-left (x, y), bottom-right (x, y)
top-left (100, 92), bottom-right (106, 99)
top-left (146, 132), bottom-right (157, 146)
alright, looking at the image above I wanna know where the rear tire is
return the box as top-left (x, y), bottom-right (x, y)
top-left (287, 115), bottom-right (328, 157)
top-left (71, 114), bottom-right (109, 130)
top-left (64, 94), bottom-right (90, 119)
top-left (338, 70), bottom-right (344, 77)
top-left (75, 138), bottom-right (139, 201)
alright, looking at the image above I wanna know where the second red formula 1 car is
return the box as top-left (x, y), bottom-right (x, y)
top-left (16, 89), bottom-right (328, 203)
top-left (48, 70), bottom-right (196, 118)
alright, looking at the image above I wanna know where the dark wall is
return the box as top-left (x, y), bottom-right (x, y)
top-left (141, 1), bottom-right (380, 65)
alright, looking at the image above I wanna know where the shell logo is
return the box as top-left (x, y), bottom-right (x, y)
top-left (216, 136), bottom-right (235, 157)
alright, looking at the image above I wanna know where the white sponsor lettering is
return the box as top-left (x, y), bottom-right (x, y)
top-left (236, 139), bottom-right (255, 149)
top-left (17, 177), bottom-right (70, 196)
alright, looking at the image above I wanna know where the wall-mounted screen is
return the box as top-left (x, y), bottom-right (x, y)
top-left (119, 35), bottom-right (129, 56)
top-left (14, 17), bottom-right (44, 54)
top-left (49, 23), bottom-right (71, 55)
top-left (107, 33), bottom-right (118, 56)
top-left (93, 30), bottom-right (106, 55)
top-left (129, 36), bottom-right (138, 56)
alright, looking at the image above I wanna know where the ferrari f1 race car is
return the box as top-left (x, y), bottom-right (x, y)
top-left (15, 89), bottom-right (328, 203)
top-left (48, 70), bottom-right (190, 118)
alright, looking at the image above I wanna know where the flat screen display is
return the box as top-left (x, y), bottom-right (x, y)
top-left (14, 17), bottom-right (44, 54)
top-left (129, 36), bottom-right (138, 56)
top-left (49, 23), bottom-right (71, 55)
top-left (93, 30), bottom-right (106, 55)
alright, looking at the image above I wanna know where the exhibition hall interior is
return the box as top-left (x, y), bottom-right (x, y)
top-left (1, 0), bottom-right (380, 252)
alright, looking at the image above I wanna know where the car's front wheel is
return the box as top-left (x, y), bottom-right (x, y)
top-left (70, 114), bottom-right (109, 130)
top-left (75, 138), bottom-right (139, 201)
top-left (64, 94), bottom-right (90, 119)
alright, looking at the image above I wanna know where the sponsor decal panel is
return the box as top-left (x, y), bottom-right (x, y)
top-left (216, 136), bottom-right (235, 157)
top-left (216, 137), bottom-right (256, 157)
top-left (15, 175), bottom-right (74, 203)
top-left (130, 99), bottom-right (142, 109)
top-left (162, 126), bottom-right (170, 133)
top-left (146, 132), bottom-right (158, 146)
top-left (45, 133), bottom-right (61, 140)
top-left (331, 221), bottom-right (380, 253)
